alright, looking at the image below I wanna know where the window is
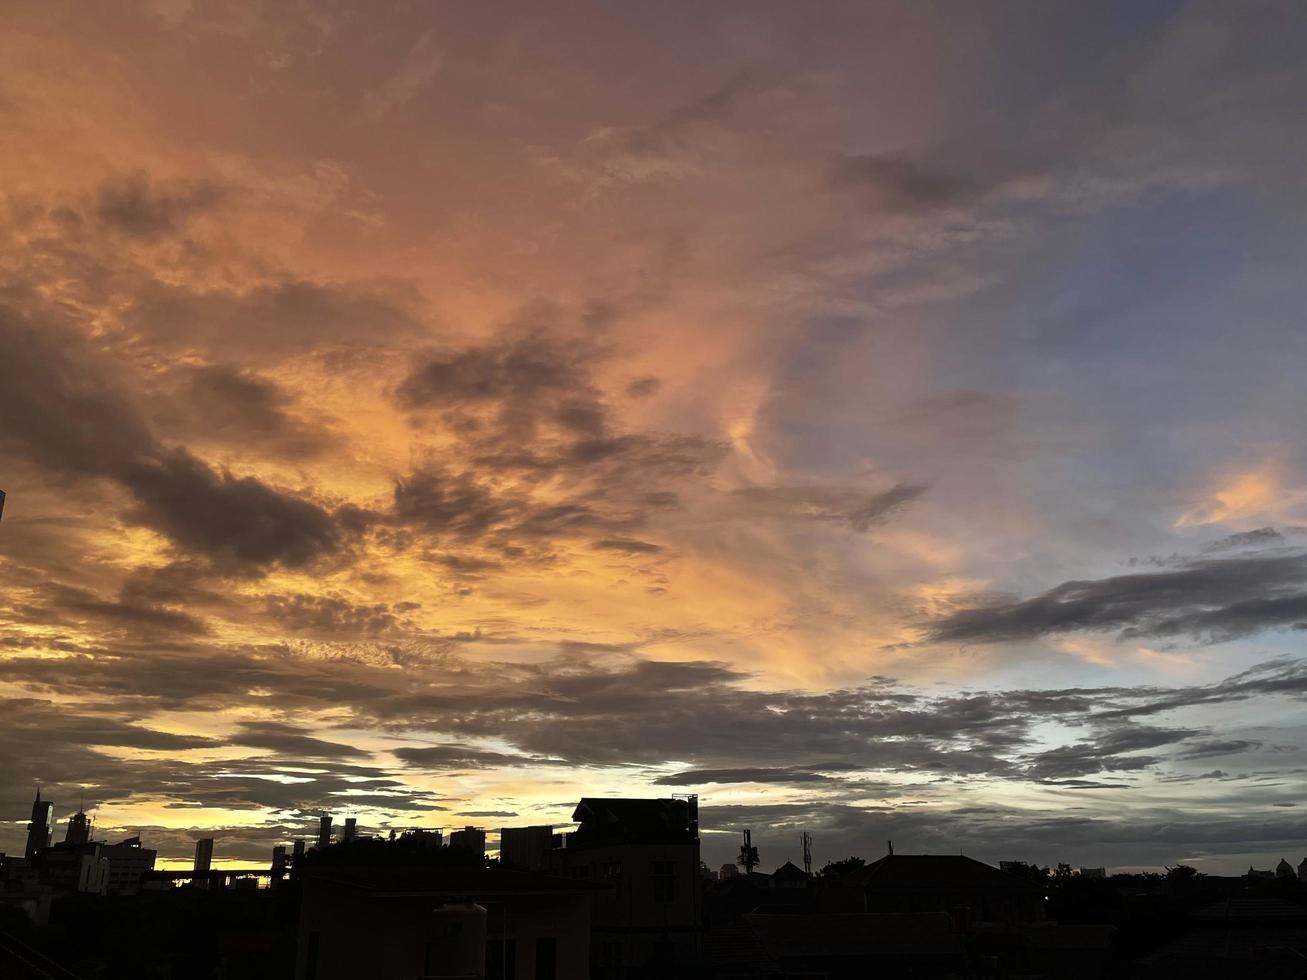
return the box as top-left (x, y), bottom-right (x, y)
top-left (535, 936), bottom-right (557, 980)
top-left (652, 860), bottom-right (676, 903)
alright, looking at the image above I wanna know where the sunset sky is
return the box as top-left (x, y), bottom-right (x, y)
top-left (3, 0), bottom-right (1307, 873)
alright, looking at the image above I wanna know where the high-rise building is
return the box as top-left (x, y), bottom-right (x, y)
top-left (194, 837), bottom-right (214, 874)
top-left (64, 808), bottom-right (91, 846)
top-left (272, 845), bottom-right (288, 873)
top-left (499, 825), bottom-right (553, 870)
top-left (25, 788), bottom-right (53, 860)
top-left (101, 837), bottom-right (156, 895)
top-left (318, 815), bottom-right (333, 849)
top-left (343, 818), bottom-right (358, 844)
top-left (292, 839), bottom-right (306, 865)
top-left (449, 826), bottom-right (487, 857)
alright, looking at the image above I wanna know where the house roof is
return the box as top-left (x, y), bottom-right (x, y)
top-left (301, 865), bottom-right (610, 897)
top-left (1193, 895), bottom-right (1307, 922)
top-left (702, 921), bottom-right (781, 974)
top-left (744, 912), bottom-right (962, 958)
top-left (771, 861), bottom-right (808, 881)
top-left (851, 854), bottom-right (1043, 895)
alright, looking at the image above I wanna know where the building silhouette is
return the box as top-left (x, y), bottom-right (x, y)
top-left (32, 842), bottom-right (110, 896)
top-left (449, 826), bottom-right (486, 857)
top-left (100, 837), bottom-right (157, 894)
top-left (296, 866), bottom-right (603, 980)
top-left (24, 788), bottom-right (53, 860)
top-left (850, 853), bottom-right (1046, 922)
top-left (63, 806), bottom-right (91, 845)
top-left (500, 825), bottom-right (553, 869)
top-left (342, 818), bottom-right (357, 844)
top-left (544, 796), bottom-right (702, 976)
top-left (194, 837), bottom-right (214, 875)
top-left (317, 815), bottom-right (333, 849)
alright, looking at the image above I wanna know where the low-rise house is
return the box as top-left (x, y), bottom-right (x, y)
top-left (295, 865), bottom-right (606, 980)
top-left (705, 912), bottom-right (966, 978)
top-left (847, 854), bottom-right (1046, 923)
top-left (544, 797), bottom-right (701, 978)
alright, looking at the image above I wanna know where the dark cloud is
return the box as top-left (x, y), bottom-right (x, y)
top-left (262, 593), bottom-right (409, 637)
top-left (625, 376), bottom-right (660, 398)
top-left (122, 449), bottom-right (342, 570)
top-left (397, 330), bottom-right (598, 434)
top-left (731, 482), bottom-right (926, 532)
top-left (1178, 739), bottom-right (1264, 759)
top-left (231, 722), bottom-right (368, 759)
top-left (1020, 726), bottom-right (1199, 782)
top-left (829, 154), bottom-right (973, 213)
top-left (154, 364), bottom-right (337, 457)
top-left (30, 582), bottom-right (209, 636)
top-left (0, 304), bottom-right (348, 571)
top-left (928, 553), bottom-right (1307, 644)
top-left (391, 744), bottom-right (563, 771)
top-left (95, 172), bottom-right (227, 238)
top-left (655, 767), bottom-right (835, 786)
top-left (392, 466), bottom-right (512, 541)
top-left (390, 325), bottom-right (724, 556)
top-left (592, 537), bottom-right (663, 555)
top-left (125, 277), bottom-right (425, 357)
top-left (1202, 527), bottom-right (1284, 552)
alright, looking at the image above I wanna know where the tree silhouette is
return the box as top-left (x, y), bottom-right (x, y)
top-left (738, 840), bottom-right (759, 874)
top-left (818, 857), bottom-right (866, 878)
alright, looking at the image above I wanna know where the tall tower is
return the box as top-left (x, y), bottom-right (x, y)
top-left (25, 787), bottom-right (54, 859)
top-left (194, 837), bottom-right (214, 874)
top-left (65, 806), bottom-right (91, 845)
top-left (317, 815), bottom-right (333, 849)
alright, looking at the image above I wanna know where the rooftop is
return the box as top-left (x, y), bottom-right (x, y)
top-left (851, 854), bottom-right (1044, 894)
top-left (301, 865), bottom-right (611, 897)
top-left (568, 797), bottom-right (697, 846)
top-left (745, 912), bottom-right (963, 958)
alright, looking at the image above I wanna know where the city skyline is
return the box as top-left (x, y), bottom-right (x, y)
top-left (4, 1), bottom-right (1307, 876)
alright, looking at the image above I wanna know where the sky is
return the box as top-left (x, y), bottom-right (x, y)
top-left (2, 0), bottom-right (1307, 874)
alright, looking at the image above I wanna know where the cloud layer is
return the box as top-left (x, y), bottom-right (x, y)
top-left (3, 0), bottom-right (1307, 873)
